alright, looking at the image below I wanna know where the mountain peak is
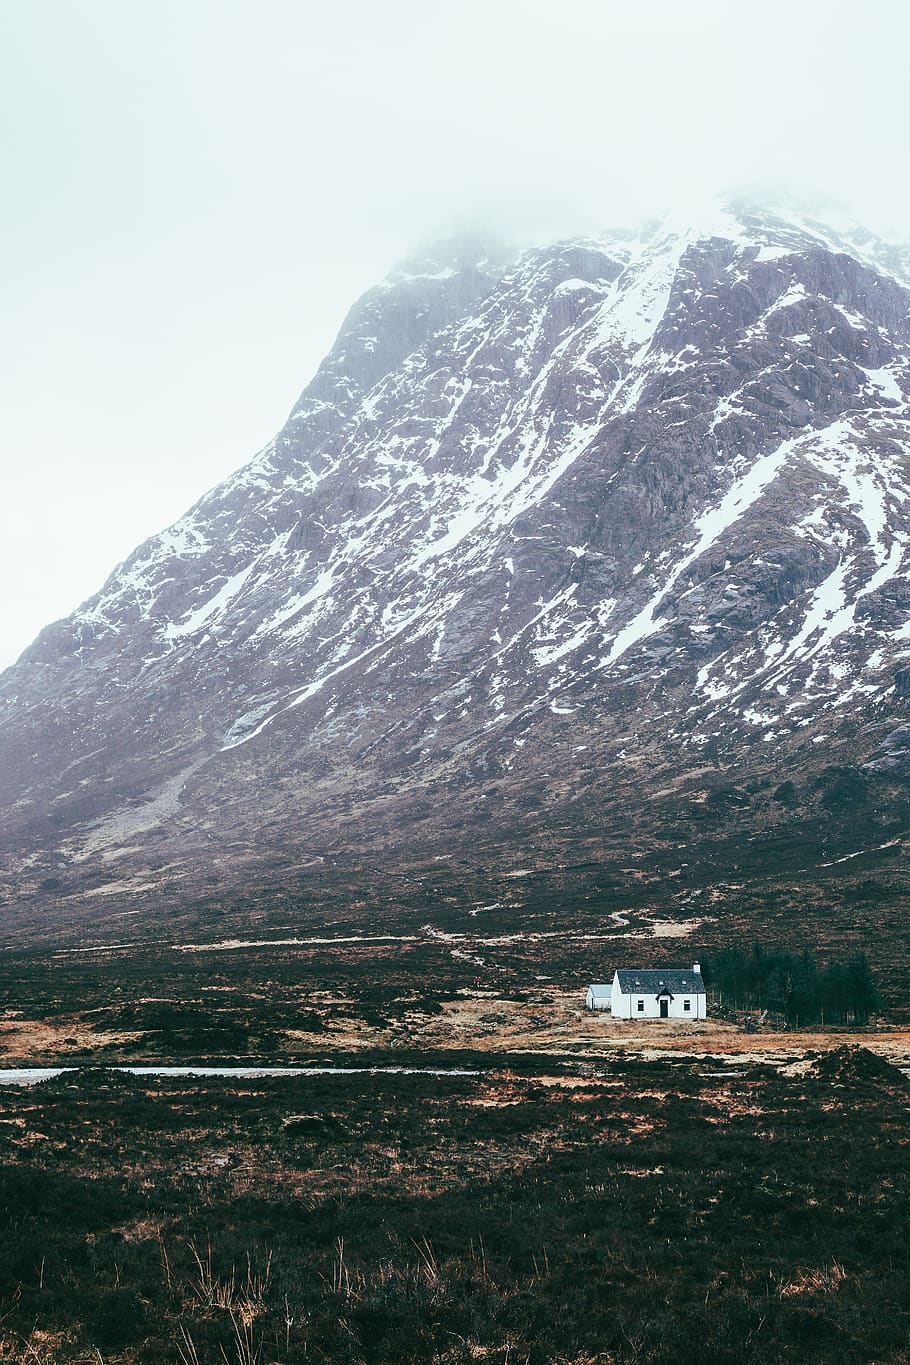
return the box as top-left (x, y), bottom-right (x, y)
top-left (385, 225), bottom-right (518, 286)
top-left (3, 201), bottom-right (910, 907)
top-left (627, 192), bottom-right (910, 289)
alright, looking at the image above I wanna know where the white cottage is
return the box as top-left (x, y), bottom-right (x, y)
top-left (586, 964), bottom-right (706, 1019)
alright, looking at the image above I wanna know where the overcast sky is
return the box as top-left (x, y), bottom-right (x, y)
top-left (2, 0), bottom-right (909, 669)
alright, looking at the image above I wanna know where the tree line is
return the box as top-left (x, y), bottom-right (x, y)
top-left (702, 945), bottom-right (880, 1026)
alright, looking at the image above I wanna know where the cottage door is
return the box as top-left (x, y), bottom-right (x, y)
top-left (659, 998), bottom-right (669, 1018)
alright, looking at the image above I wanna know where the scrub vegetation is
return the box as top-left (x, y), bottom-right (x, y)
top-left (0, 851), bottom-right (906, 1362)
top-left (0, 1049), bottom-right (908, 1363)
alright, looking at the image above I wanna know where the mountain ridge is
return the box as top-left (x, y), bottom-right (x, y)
top-left (3, 199), bottom-right (910, 918)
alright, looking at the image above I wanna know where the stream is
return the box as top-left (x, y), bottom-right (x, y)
top-left (0, 1065), bottom-right (482, 1087)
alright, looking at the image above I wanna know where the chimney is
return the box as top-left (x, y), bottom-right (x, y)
top-left (693, 962), bottom-right (701, 974)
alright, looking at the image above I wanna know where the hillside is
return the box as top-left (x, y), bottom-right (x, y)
top-left (2, 200), bottom-right (910, 938)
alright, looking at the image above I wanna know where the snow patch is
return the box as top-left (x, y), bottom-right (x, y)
top-left (861, 365), bottom-right (905, 406)
top-left (163, 562), bottom-right (258, 641)
top-left (601, 435), bottom-right (798, 669)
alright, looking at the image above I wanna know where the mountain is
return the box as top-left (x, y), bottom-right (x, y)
top-left (3, 199), bottom-right (910, 924)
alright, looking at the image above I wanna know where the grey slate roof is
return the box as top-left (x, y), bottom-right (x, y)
top-left (615, 969), bottom-right (705, 995)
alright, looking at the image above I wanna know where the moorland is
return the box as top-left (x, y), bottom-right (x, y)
top-left (0, 857), bottom-right (909, 1364)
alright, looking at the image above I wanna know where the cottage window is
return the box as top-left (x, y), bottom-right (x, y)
top-left (637, 999), bottom-right (644, 1012)
top-left (683, 999), bottom-right (691, 1012)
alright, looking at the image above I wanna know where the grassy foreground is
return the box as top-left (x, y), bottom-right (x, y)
top-left (0, 1046), bottom-right (907, 1364)
top-left (0, 879), bottom-right (907, 1363)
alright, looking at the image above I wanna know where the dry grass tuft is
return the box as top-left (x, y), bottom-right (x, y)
top-left (776, 1261), bottom-right (850, 1296)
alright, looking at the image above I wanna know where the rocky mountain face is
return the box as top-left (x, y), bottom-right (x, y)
top-left (3, 201), bottom-right (910, 909)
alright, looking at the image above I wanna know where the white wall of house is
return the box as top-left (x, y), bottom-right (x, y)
top-left (586, 986), bottom-right (611, 1010)
top-left (610, 971), bottom-right (706, 1019)
top-left (610, 972), bottom-right (629, 1016)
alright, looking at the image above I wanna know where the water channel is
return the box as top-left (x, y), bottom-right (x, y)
top-left (0, 1065), bottom-right (482, 1087)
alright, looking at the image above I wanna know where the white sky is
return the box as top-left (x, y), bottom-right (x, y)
top-left (2, 0), bottom-right (909, 668)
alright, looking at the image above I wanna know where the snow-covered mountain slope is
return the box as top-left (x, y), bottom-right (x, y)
top-left (3, 200), bottom-right (910, 891)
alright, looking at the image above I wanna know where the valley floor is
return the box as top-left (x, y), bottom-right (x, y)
top-left (0, 1039), bottom-right (907, 1364)
top-left (3, 978), bottom-right (910, 1073)
top-left (0, 900), bottom-right (907, 1361)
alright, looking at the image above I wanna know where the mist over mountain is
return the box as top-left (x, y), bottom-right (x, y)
top-left (3, 197), bottom-right (910, 916)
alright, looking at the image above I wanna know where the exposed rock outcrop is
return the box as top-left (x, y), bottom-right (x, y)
top-left (3, 200), bottom-right (910, 889)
